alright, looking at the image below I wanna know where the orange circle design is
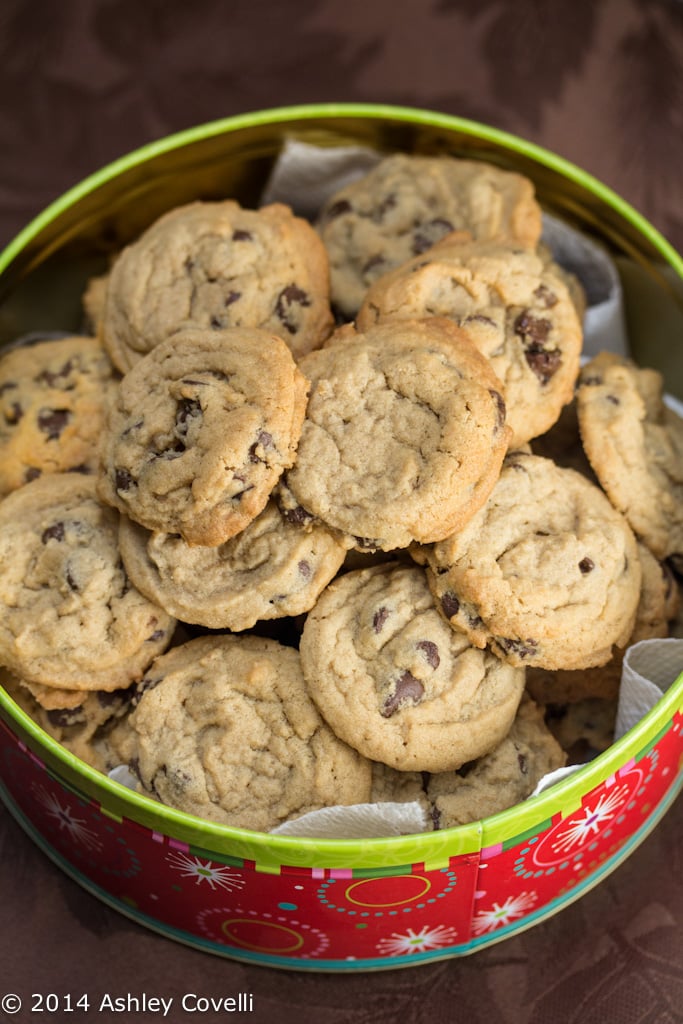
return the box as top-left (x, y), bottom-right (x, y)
top-left (220, 918), bottom-right (304, 953)
top-left (344, 874), bottom-right (431, 908)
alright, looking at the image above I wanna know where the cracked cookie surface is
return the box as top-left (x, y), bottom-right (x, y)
top-left (281, 318), bottom-right (511, 551)
top-left (0, 474), bottom-right (175, 690)
top-left (127, 634), bottom-right (372, 831)
top-left (119, 499), bottom-right (348, 630)
top-left (426, 451), bottom-right (642, 670)
top-left (299, 563), bottom-right (525, 772)
top-left (576, 351), bottom-right (683, 561)
top-left (0, 334), bottom-right (118, 495)
top-left (98, 326), bottom-right (308, 546)
top-left (317, 153), bottom-right (542, 316)
top-left (357, 236), bottom-right (584, 447)
top-left (101, 200), bottom-right (334, 371)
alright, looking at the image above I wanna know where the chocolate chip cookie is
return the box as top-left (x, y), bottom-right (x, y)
top-left (0, 474), bottom-right (175, 690)
top-left (101, 200), bottom-right (334, 371)
top-left (576, 351), bottom-right (683, 561)
top-left (426, 694), bottom-right (566, 828)
top-left (127, 634), bottom-right (373, 831)
top-left (118, 499), bottom-right (348, 630)
top-left (426, 451), bottom-right (642, 670)
top-left (526, 541), bottom-right (677, 703)
top-left (356, 236), bottom-right (584, 446)
top-left (98, 326), bottom-right (308, 546)
top-left (0, 334), bottom-right (118, 496)
top-left (281, 317), bottom-right (511, 551)
top-left (299, 563), bottom-right (525, 772)
top-left (317, 153), bottom-right (542, 316)
top-left (1, 669), bottom-right (135, 772)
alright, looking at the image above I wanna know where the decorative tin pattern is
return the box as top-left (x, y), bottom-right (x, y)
top-left (1, 707), bottom-right (682, 969)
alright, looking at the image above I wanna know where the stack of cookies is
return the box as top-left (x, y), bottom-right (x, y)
top-left (1, 151), bottom-right (681, 832)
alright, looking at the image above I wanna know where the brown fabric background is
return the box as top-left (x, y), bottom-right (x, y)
top-left (1, 1), bottom-right (683, 1021)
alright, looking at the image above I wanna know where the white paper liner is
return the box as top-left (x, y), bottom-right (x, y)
top-left (271, 801), bottom-right (429, 838)
top-left (106, 141), bottom-right (682, 837)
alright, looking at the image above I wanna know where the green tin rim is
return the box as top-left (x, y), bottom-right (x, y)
top-left (1, 102), bottom-right (682, 865)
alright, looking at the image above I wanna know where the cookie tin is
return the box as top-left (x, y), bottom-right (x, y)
top-left (1, 104), bottom-right (682, 971)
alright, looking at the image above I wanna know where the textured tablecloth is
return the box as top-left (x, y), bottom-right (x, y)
top-left (1, 1), bottom-right (682, 1021)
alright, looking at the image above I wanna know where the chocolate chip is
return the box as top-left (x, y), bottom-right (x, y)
top-left (578, 557), bottom-right (595, 574)
top-left (47, 707), bottom-right (82, 727)
top-left (325, 199), bottom-right (352, 220)
top-left (412, 217), bottom-right (455, 254)
top-left (517, 752), bottom-right (529, 774)
top-left (275, 285), bottom-right (311, 335)
top-left (606, 394), bottom-right (620, 405)
top-left (114, 468), bottom-right (135, 492)
top-left (533, 284), bottom-right (558, 308)
top-left (248, 430), bottom-right (274, 463)
top-left (373, 607), bottom-right (390, 633)
top-left (210, 316), bottom-right (224, 329)
top-left (381, 671), bottom-right (425, 718)
top-left (25, 467), bottom-right (41, 482)
top-left (497, 637), bottom-right (538, 658)
top-left (232, 229), bottom-right (252, 242)
top-left (362, 254), bottom-right (386, 276)
top-left (282, 504), bottom-right (314, 526)
top-left (464, 314), bottom-right (497, 327)
top-left (582, 375), bottom-right (602, 386)
top-left (175, 397), bottom-right (201, 434)
top-left (514, 310), bottom-right (552, 344)
top-left (298, 559), bottom-right (312, 580)
top-left (441, 591), bottom-right (460, 619)
top-left (4, 401), bottom-right (22, 424)
top-left (147, 629), bottom-right (166, 642)
top-left (65, 564), bottom-right (78, 591)
top-left (224, 290), bottom-right (241, 306)
top-left (37, 408), bottom-right (71, 440)
top-left (41, 522), bottom-right (65, 544)
top-left (524, 343), bottom-right (562, 384)
top-left (36, 359), bottom-right (74, 386)
top-left (488, 389), bottom-right (506, 432)
top-left (354, 536), bottom-right (382, 550)
top-left (416, 640), bottom-right (440, 668)
top-left (374, 193), bottom-right (397, 222)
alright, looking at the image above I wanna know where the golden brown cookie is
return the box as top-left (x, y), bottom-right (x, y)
top-left (299, 563), bottom-right (525, 772)
top-left (98, 326), bottom-right (308, 546)
top-left (0, 474), bottom-right (175, 690)
top-left (0, 334), bottom-right (118, 496)
top-left (357, 236), bottom-right (584, 446)
top-left (280, 318), bottom-right (510, 551)
top-left (102, 200), bottom-right (334, 371)
top-left (127, 634), bottom-right (373, 831)
top-left (317, 153), bottom-right (542, 316)
top-left (427, 451), bottom-right (642, 670)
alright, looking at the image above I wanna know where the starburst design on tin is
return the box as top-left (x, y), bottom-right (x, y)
top-left (472, 891), bottom-right (537, 935)
top-left (33, 785), bottom-right (102, 851)
top-left (550, 785), bottom-right (630, 856)
top-left (166, 850), bottom-right (245, 892)
top-left (375, 923), bottom-right (458, 956)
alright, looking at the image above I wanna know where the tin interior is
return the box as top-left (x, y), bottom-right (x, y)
top-left (1, 104), bottom-right (682, 396)
top-left (0, 103), bottom-right (682, 867)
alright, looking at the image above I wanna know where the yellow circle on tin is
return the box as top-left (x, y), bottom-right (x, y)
top-left (344, 875), bottom-right (431, 908)
top-left (220, 918), bottom-right (304, 953)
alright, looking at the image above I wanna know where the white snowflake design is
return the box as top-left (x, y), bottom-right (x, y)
top-left (167, 850), bottom-right (245, 892)
top-left (472, 891), bottom-right (537, 935)
top-left (376, 924), bottom-right (458, 957)
top-left (33, 785), bottom-right (102, 852)
top-left (550, 783), bottom-right (630, 856)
